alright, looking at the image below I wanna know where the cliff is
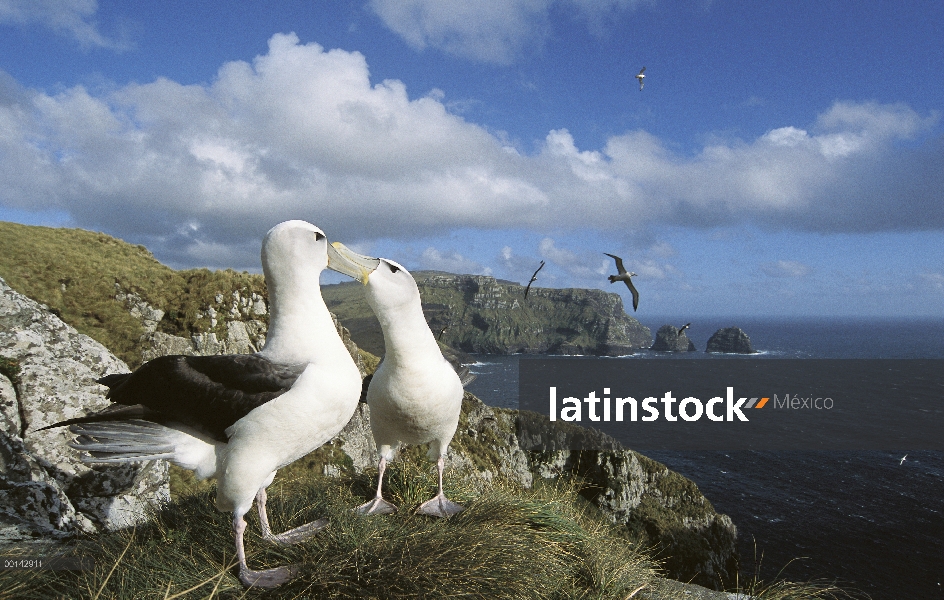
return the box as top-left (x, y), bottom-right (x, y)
top-left (324, 271), bottom-right (652, 356)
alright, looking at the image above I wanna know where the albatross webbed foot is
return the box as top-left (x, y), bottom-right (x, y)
top-left (356, 496), bottom-right (398, 516)
top-left (256, 488), bottom-right (328, 545)
top-left (239, 564), bottom-right (300, 589)
top-left (416, 492), bottom-right (463, 518)
top-left (264, 518), bottom-right (329, 546)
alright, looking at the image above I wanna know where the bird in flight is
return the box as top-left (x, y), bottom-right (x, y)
top-left (900, 455), bottom-right (908, 465)
top-left (524, 260), bottom-right (545, 299)
top-left (604, 253), bottom-right (639, 311)
top-left (678, 323), bottom-right (691, 335)
top-left (635, 66), bottom-right (646, 91)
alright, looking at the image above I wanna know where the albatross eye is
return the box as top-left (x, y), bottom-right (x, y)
top-left (387, 263), bottom-right (400, 273)
top-left (314, 232), bottom-right (325, 241)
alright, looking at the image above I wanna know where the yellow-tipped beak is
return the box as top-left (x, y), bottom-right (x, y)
top-left (327, 241), bottom-right (381, 284)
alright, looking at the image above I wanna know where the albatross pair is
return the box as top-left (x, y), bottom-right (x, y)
top-left (42, 220), bottom-right (467, 589)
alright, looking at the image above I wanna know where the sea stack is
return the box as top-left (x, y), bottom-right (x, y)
top-left (706, 327), bottom-right (755, 354)
top-left (651, 325), bottom-right (696, 352)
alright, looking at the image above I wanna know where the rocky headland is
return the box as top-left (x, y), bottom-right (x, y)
top-left (325, 272), bottom-right (652, 357)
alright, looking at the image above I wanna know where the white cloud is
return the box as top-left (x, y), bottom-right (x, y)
top-left (368, 0), bottom-right (650, 63)
top-left (0, 0), bottom-right (129, 49)
top-left (760, 260), bottom-right (812, 278)
top-left (0, 34), bottom-right (941, 268)
top-left (919, 272), bottom-right (944, 292)
top-left (421, 247), bottom-right (491, 274)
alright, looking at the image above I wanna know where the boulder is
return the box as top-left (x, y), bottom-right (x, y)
top-left (0, 277), bottom-right (168, 544)
top-left (706, 327), bottom-right (755, 354)
top-left (651, 325), bottom-right (697, 352)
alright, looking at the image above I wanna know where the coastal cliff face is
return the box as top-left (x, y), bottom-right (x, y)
top-left (325, 271), bottom-right (652, 356)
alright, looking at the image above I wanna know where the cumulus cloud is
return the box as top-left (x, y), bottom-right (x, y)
top-left (0, 34), bottom-right (942, 268)
top-left (421, 247), bottom-right (491, 274)
top-left (0, 0), bottom-right (129, 49)
top-left (368, 0), bottom-right (650, 63)
top-left (760, 260), bottom-right (812, 278)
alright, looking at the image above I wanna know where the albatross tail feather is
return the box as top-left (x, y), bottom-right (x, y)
top-left (69, 420), bottom-right (219, 478)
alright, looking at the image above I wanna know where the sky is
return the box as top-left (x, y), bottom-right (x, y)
top-left (1, 0), bottom-right (943, 318)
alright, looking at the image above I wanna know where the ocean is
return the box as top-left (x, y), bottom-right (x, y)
top-left (464, 317), bottom-right (944, 600)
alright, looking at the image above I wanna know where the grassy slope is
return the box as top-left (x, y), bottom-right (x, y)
top-left (0, 221), bottom-right (267, 369)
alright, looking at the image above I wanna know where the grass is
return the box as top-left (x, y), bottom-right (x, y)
top-left (0, 221), bottom-right (268, 369)
top-left (0, 459), bottom-right (866, 600)
top-left (0, 456), bottom-right (659, 599)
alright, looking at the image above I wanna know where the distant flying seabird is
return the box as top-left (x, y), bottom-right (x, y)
top-left (678, 323), bottom-right (691, 335)
top-left (900, 454), bottom-right (907, 465)
top-left (604, 253), bottom-right (640, 311)
top-left (524, 260), bottom-right (545, 299)
top-left (437, 324), bottom-right (449, 341)
top-left (40, 221), bottom-right (373, 589)
top-left (635, 66), bottom-right (646, 91)
top-left (333, 243), bottom-right (469, 518)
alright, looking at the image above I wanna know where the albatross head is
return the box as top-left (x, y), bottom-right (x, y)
top-left (261, 220), bottom-right (377, 285)
top-left (330, 243), bottom-right (416, 312)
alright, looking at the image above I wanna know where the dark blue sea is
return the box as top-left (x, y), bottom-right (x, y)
top-left (464, 317), bottom-right (944, 600)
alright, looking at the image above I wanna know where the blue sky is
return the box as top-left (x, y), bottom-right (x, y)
top-left (1, 0), bottom-right (943, 318)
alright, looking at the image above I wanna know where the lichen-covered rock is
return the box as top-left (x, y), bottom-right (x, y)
top-left (706, 327), bottom-right (756, 354)
top-left (0, 277), bottom-right (169, 542)
top-left (651, 324), bottom-right (697, 352)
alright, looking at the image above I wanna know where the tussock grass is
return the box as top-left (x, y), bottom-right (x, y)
top-left (0, 455), bottom-right (656, 599)
top-left (0, 456), bottom-right (864, 599)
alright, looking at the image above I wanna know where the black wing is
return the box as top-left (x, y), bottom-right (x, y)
top-left (524, 261), bottom-right (545, 298)
top-left (625, 277), bottom-right (640, 311)
top-left (97, 354), bottom-right (306, 441)
top-left (638, 66), bottom-right (646, 75)
top-left (604, 253), bottom-right (627, 275)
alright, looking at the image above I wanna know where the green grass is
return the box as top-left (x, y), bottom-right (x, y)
top-left (0, 221), bottom-right (268, 369)
top-left (1, 457), bottom-right (659, 599)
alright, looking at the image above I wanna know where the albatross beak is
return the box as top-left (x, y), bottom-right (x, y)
top-left (327, 242), bottom-right (381, 284)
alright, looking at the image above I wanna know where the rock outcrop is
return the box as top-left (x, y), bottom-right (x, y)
top-left (706, 327), bottom-right (756, 354)
top-left (324, 272), bottom-right (652, 357)
top-left (0, 277), bottom-right (168, 544)
top-left (651, 325), bottom-right (697, 352)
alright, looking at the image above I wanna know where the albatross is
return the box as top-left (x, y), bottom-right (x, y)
top-left (39, 220), bottom-right (372, 589)
top-left (604, 253), bottom-right (640, 311)
top-left (524, 260), bottom-right (545, 299)
top-left (678, 323), bottom-right (691, 335)
top-left (332, 244), bottom-right (469, 518)
top-left (635, 66), bottom-right (646, 91)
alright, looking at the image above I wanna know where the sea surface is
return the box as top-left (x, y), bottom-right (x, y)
top-left (464, 317), bottom-right (944, 600)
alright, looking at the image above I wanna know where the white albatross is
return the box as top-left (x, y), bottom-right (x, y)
top-left (332, 244), bottom-right (468, 518)
top-left (635, 66), bottom-right (646, 91)
top-left (39, 220), bottom-right (373, 589)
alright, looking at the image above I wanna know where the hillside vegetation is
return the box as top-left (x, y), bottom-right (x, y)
top-left (0, 221), bottom-right (267, 368)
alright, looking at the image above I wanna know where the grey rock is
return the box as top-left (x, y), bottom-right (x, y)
top-left (0, 277), bottom-right (169, 542)
top-left (706, 327), bottom-right (756, 354)
top-left (652, 325), bottom-right (697, 352)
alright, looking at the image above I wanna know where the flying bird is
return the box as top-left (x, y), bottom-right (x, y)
top-left (635, 66), bottom-right (646, 91)
top-left (39, 221), bottom-right (375, 589)
top-left (900, 455), bottom-right (907, 465)
top-left (333, 243), bottom-right (469, 519)
top-left (524, 260), bottom-right (545, 299)
top-left (437, 324), bottom-right (449, 341)
top-left (678, 323), bottom-right (691, 335)
top-left (604, 253), bottom-right (640, 311)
